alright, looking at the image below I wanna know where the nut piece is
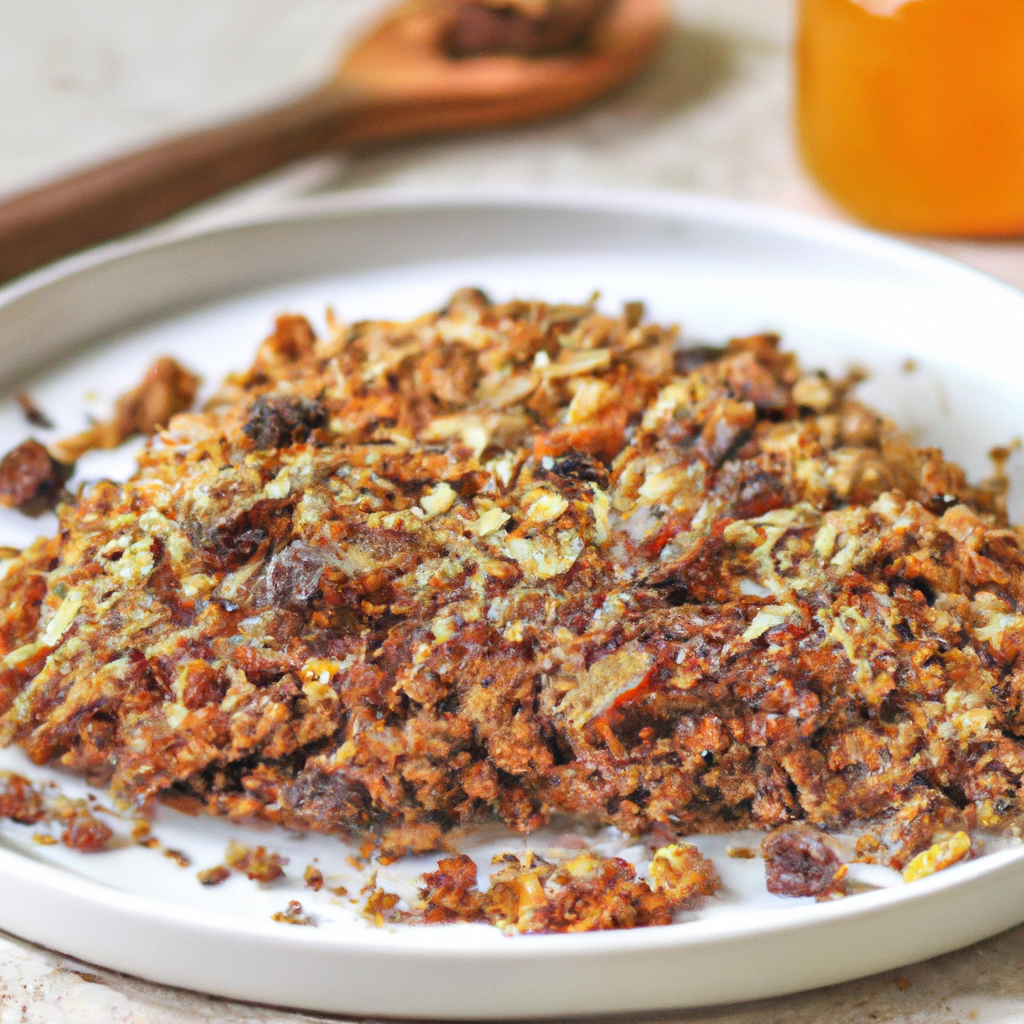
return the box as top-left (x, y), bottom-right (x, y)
top-left (472, 507), bottom-right (511, 536)
top-left (421, 482), bottom-right (457, 518)
top-left (792, 374), bottom-right (836, 413)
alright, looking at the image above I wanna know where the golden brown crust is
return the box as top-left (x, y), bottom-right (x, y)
top-left (0, 290), bottom-right (1018, 869)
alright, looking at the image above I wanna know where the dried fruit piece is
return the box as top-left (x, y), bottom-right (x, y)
top-left (762, 824), bottom-right (846, 898)
top-left (0, 439), bottom-right (70, 514)
top-left (243, 395), bottom-right (327, 450)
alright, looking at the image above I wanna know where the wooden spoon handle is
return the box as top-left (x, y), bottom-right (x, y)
top-left (0, 87), bottom-right (377, 286)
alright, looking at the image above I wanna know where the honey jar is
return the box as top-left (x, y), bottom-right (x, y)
top-left (796, 0), bottom-right (1024, 235)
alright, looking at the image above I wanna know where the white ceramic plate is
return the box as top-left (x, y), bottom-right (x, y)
top-left (1, 191), bottom-right (1024, 1019)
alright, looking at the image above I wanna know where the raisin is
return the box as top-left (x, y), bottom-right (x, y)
top-left (762, 824), bottom-right (844, 897)
top-left (0, 439), bottom-right (70, 514)
top-left (550, 451), bottom-right (608, 485)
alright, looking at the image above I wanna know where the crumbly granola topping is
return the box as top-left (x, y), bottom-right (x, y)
top-left (0, 771), bottom-right (112, 852)
top-left (365, 843), bottom-right (719, 933)
top-left (0, 289), bottom-right (1019, 876)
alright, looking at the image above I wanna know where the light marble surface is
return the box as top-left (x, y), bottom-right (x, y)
top-left (3, 1), bottom-right (1024, 1020)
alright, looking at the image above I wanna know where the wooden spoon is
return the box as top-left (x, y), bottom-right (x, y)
top-left (0, 0), bottom-right (668, 286)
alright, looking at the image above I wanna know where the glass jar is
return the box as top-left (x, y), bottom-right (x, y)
top-left (796, 0), bottom-right (1024, 235)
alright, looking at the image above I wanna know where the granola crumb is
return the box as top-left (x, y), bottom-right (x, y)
top-left (57, 805), bottom-right (113, 853)
top-left (902, 832), bottom-right (972, 882)
top-left (648, 843), bottom-right (720, 906)
top-left (0, 773), bottom-right (45, 824)
top-left (51, 356), bottom-right (200, 462)
top-left (272, 900), bottom-right (316, 926)
top-left (224, 841), bottom-right (287, 883)
top-left (362, 887), bottom-right (402, 927)
top-left (374, 845), bottom-right (722, 934)
top-left (197, 865), bottom-right (231, 886)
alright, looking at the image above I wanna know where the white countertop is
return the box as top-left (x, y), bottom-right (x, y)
top-left (3, 1), bottom-right (1024, 1020)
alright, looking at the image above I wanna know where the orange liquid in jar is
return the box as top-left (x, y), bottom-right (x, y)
top-left (796, 0), bottom-right (1024, 235)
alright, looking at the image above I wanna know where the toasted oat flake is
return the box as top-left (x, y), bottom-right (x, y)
top-left (902, 832), bottom-right (972, 882)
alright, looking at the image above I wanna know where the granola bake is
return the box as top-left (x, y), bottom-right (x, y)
top-left (0, 289), bottom-right (1020, 874)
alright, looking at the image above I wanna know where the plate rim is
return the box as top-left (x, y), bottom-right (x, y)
top-left (2, 187), bottom-right (1024, 1013)
top-left (2, 184), bottom-right (1022, 308)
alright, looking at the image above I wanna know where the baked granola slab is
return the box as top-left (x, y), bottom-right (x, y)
top-left (0, 289), bottom-right (1019, 868)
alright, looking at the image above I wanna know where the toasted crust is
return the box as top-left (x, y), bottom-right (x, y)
top-left (0, 290), bottom-right (1018, 866)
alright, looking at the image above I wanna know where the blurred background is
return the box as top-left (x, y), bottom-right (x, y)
top-left (0, 1), bottom-right (794, 200)
top-left (4, 0), bottom-right (1022, 285)
top-left (0, 0), bottom-right (1016, 267)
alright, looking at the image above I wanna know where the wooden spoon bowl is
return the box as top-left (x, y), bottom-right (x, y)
top-left (0, 0), bottom-right (668, 285)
